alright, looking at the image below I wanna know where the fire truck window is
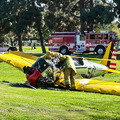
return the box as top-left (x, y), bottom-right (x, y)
top-left (98, 35), bottom-right (102, 39)
top-left (115, 34), bottom-right (118, 40)
top-left (112, 34), bottom-right (116, 40)
top-left (90, 35), bottom-right (96, 39)
top-left (104, 34), bottom-right (108, 39)
top-left (80, 35), bottom-right (85, 41)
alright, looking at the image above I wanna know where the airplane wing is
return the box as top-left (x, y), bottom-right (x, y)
top-left (0, 51), bottom-right (39, 71)
top-left (55, 78), bottom-right (120, 96)
top-left (75, 78), bottom-right (120, 96)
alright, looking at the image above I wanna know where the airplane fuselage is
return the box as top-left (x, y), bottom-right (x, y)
top-left (75, 59), bottom-right (108, 78)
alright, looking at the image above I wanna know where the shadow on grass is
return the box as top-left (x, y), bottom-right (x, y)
top-left (0, 80), bottom-right (66, 91)
top-left (77, 53), bottom-right (104, 59)
top-left (0, 80), bottom-right (32, 89)
top-left (31, 53), bottom-right (44, 57)
top-left (9, 82), bottom-right (67, 91)
top-left (10, 82), bottom-right (30, 88)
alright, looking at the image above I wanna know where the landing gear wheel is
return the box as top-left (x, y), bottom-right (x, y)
top-left (96, 46), bottom-right (105, 55)
top-left (8, 49), bottom-right (12, 52)
top-left (60, 46), bottom-right (69, 55)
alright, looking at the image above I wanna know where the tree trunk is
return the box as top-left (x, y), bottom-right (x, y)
top-left (31, 1), bottom-right (46, 53)
top-left (38, 29), bottom-right (46, 53)
top-left (87, 0), bottom-right (93, 32)
top-left (17, 34), bottom-right (23, 51)
top-left (10, 38), bottom-right (13, 46)
top-left (90, 0), bottom-right (93, 31)
top-left (80, 0), bottom-right (85, 34)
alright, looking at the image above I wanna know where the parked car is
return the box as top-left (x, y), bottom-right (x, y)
top-left (0, 44), bottom-right (17, 52)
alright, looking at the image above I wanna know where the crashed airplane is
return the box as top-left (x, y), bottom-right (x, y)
top-left (0, 42), bottom-right (120, 95)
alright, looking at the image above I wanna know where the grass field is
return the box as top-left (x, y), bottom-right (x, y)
top-left (0, 47), bottom-right (120, 120)
top-left (22, 46), bottom-right (49, 53)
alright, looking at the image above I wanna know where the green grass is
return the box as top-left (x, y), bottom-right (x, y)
top-left (22, 46), bottom-right (49, 53)
top-left (0, 51), bottom-right (120, 119)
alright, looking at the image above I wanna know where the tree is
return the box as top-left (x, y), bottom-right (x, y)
top-left (0, 0), bottom-right (48, 53)
top-left (42, 0), bottom-right (80, 32)
top-left (101, 0), bottom-right (120, 28)
top-left (0, 0), bottom-right (11, 43)
top-left (12, 0), bottom-right (51, 53)
top-left (69, 0), bottom-right (115, 33)
top-left (79, 0), bottom-right (85, 34)
top-left (0, 0), bottom-right (119, 52)
top-left (0, 0), bottom-right (27, 51)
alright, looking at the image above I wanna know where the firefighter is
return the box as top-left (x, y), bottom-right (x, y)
top-left (41, 51), bottom-right (77, 90)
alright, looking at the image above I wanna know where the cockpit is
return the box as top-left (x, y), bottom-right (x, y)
top-left (73, 58), bottom-right (84, 68)
top-left (32, 58), bottom-right (49, 73)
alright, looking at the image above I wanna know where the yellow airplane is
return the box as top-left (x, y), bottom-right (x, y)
top-left (0, 42), bottom-right (120, 95)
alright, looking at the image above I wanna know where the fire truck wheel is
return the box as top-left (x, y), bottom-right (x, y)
top-left (60, 46), bottom-right (69, 55)
top-left (96, 46), bottom-right (105, 55)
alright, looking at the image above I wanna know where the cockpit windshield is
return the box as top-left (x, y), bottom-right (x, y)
top-left (32, 58), bottom-right (49, 73)
top-left (74, 58), bottom-right (84, 67)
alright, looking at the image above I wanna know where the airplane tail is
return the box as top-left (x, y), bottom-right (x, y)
top-left (101, 42), bottom-right (117, 70)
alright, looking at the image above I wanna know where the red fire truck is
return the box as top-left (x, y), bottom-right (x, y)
top-left (48, 31), bottom-right (119, 55)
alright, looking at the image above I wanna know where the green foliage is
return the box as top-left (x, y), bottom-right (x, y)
top-left (0, 0), bottom-right (49, 52)
top-left (113, 0), bottom-right (120, 15)
top-left (1, 0), bottom-right (120, 47)
top-left (81, 4), bottom-right (114, 30)
top-left (44, 0), bottom-right (80, 31)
